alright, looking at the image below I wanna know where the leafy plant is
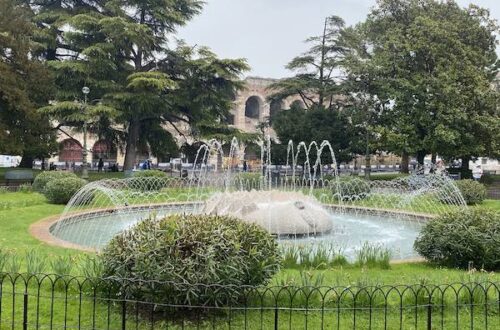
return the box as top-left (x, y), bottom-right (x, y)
top-left (78, 255), bottom-right (104, 279)
top-left (0, 249), bottom-right (8, 272)
top-left (18, 184), bottom-right (32, 193)
top-left (50, 255), bottom-right (74, 276)
top-left (414, 209), bottom-right (500, 271)
top-left (26, 250), bottom-right (46, 274)
top-left (44, 177), bottom-right (87, 204)
top-left (32, 171), bottom-right (78, 193)
top-left (6, 253), bottom-right (21, 274)
top-left (455, 179), bottom-right (487, 205)
top-left (354, 243), bottom-right (391, 269)
top-left (100, 214), bottom-right (281, 308)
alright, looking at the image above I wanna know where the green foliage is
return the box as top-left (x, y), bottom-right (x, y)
top-left (50, 255), bottom-right (74, 276)
top-left (131, 170), bottom-right (169, 191)
top-left (354, 243), bottom-right (391, 269)
top-left (133, 169), bottom-right (168, 178)
top-left (331, 177), bottom-right (371, 201)
top-left (26, 250), bottom-right (46, 274)
top-left (280, 244), bottom-right (348, 269)
top-left (344, 0), bottom-right (499, 162)
top-left (268, 16), bottom-right (347, 111)
top-left (414, 209), bottom-right (500, 271)
top-left (0, 0), bottom-right (56, 160)
top-left (456, 180), bottom-right (487, 205)
top-left (44, 177), bottom-right (87, 204)
top-left (100, 214), bottom-right (280, 307)
top-left (272, 108), bottom-right (360, 163)
top-left (479, 173), bottom-right (497, 185)
top-left (32, 171), bottom-right (78, 193)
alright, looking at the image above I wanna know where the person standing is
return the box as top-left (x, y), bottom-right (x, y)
top-left (472, 165), bottom-right (483, 181)
top-left (243, 160), bottom-right (248, 172)
top-left (98, 158), bottom-right (104, 172)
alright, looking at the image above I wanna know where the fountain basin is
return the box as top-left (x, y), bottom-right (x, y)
top-left (42, 202), bottom-right (428, 261)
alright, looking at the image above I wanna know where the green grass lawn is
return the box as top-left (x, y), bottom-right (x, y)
top-left (0, 191), bottom-right (498, 329)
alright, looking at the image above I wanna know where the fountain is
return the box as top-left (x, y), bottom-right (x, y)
top-left (46, 138), bottom-right (467, 260)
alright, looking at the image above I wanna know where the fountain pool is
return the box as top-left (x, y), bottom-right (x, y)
top-left (50, 202), bottom-right (425, 260)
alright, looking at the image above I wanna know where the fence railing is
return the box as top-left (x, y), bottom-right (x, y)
top-left (0, 273), bottom-right (498, 329)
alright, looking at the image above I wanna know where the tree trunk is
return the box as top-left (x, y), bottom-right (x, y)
top-left (416, 151), bottom-right (426, 166)
top-left (19, 155), bottom-right (34, 169)
top-left (123, 119), bottom-right (140, 171)
top-left (461, 155), bottom-right (471, 170)
top-left (401, 152), bottom-right (409, 174)
top-left (430, 153), bottom-right (437, 173)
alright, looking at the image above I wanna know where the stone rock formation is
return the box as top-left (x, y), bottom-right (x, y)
top-left (202, 190), bottom-right (333, 235)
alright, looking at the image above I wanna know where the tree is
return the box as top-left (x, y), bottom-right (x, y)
top-left (353, 0), bottom-right (499, 169)
top-left (38, 1), bottom-right (249, 170)
top-left (0, 0), bottom-right (56, 167)
top-left (268, 16), bottom-right (348, 110)
top-left (268, 15), bottom-right (360, 164)
top-left (272, 106), bottom-right (359, 164)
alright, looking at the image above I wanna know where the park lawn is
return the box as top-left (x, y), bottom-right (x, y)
top-left (0, 191), bottom-right (498, 282)
top-left (0, 191), bottom-right (498, 329)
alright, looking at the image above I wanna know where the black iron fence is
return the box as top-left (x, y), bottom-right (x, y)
top-left (0, 273), bottom-right (498, 329)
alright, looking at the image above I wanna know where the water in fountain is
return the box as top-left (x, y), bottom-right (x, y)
top-left (50, 138), bottom-right (467, 260)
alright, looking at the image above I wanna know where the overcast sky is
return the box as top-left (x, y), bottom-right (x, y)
top-left (177, 0), bottom-right (500, 78)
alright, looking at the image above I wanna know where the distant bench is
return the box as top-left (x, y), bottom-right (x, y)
top-left (4, 170), bottom-right (34, 186)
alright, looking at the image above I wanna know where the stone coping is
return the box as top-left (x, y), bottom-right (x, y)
top-left (30, 202), bottom-right (435, 258)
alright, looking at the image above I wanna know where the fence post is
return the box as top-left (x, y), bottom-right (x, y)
top-left (121, 299), bottom-right (127, 330)
top-left (274, 305), bottom-right (279, 330)
top-left (23, 291), bottom-right (28, 330)
top-left (427, 301), bottom-right (432, 330)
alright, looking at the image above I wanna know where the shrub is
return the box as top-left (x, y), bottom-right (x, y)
top-left (479, 173), bottom-right (495, 185)
top-left (32, 171), bottom-right (77, 193)
top-left (100, 214), bottom-right (280, 307)
top-left (414, 209), bottom-right (500, 271)
top-left (331, 177), bottom-right (371, 201)
top-left (455, 179), bottom-right (487, 205)
top-left (131, 170), bottom-right (169, 191)
top-left (133, 169), bottom-right (168, 178)
top-left (44, 177), bottom-right (87, 204)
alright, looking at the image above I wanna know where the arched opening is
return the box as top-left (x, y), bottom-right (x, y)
top-left (290, 99), bottom-right (306, 110)
top-left (245, 96), bottom-right (262, 119)
top-left (92, 140), bottom-right (117, 164)
top-left (59, 139), bottom-right (83, 163)
top-left (270, 99), bottom-right (284, 119)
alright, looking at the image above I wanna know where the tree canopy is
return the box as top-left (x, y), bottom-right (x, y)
top-left (0, 0), bottom-right (56, 165)
top-left (344, 0), bottom-right (499, 167)
top-left (36, 0), bottom-right (249, 169)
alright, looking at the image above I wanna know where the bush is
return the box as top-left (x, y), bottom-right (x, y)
top-left (44, 177), bottom-right (87, 204)
top-left (133, 169), bottom-right (168, 178)
top-left (414, 209), bottom-right (500, 271)
top-left (100, 214), bottom-right (280, 307)
top-left (479, 173), bottom-right (496, 185)
top-left (455, 180), bottom-right (487, 205)
top-left (131, 170), bottom-right (169, 191)
top-left (32, 171), bottom-right (78, 193)
top-left (331, 177), bottom-right (371, 201)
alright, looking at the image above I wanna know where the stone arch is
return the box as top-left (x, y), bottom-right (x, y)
top-left (92, 140), bottom-right (117, 163)
top-left (290, 99), bottom-right (306, 110)
top-left (269, 99), bottom-right (284, 119)
top-left (245, 95), bottom-right (264, 119)
top-left (59, 139), bottom-right (83, 163)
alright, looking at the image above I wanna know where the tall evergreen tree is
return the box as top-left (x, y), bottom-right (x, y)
top-left (38, 0), bottom-right (248, 170)
top-left (0, 0), bottom-right (56, 166)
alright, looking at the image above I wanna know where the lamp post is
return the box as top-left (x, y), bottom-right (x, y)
top-left (81, 86), bottom-right (90, 179)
